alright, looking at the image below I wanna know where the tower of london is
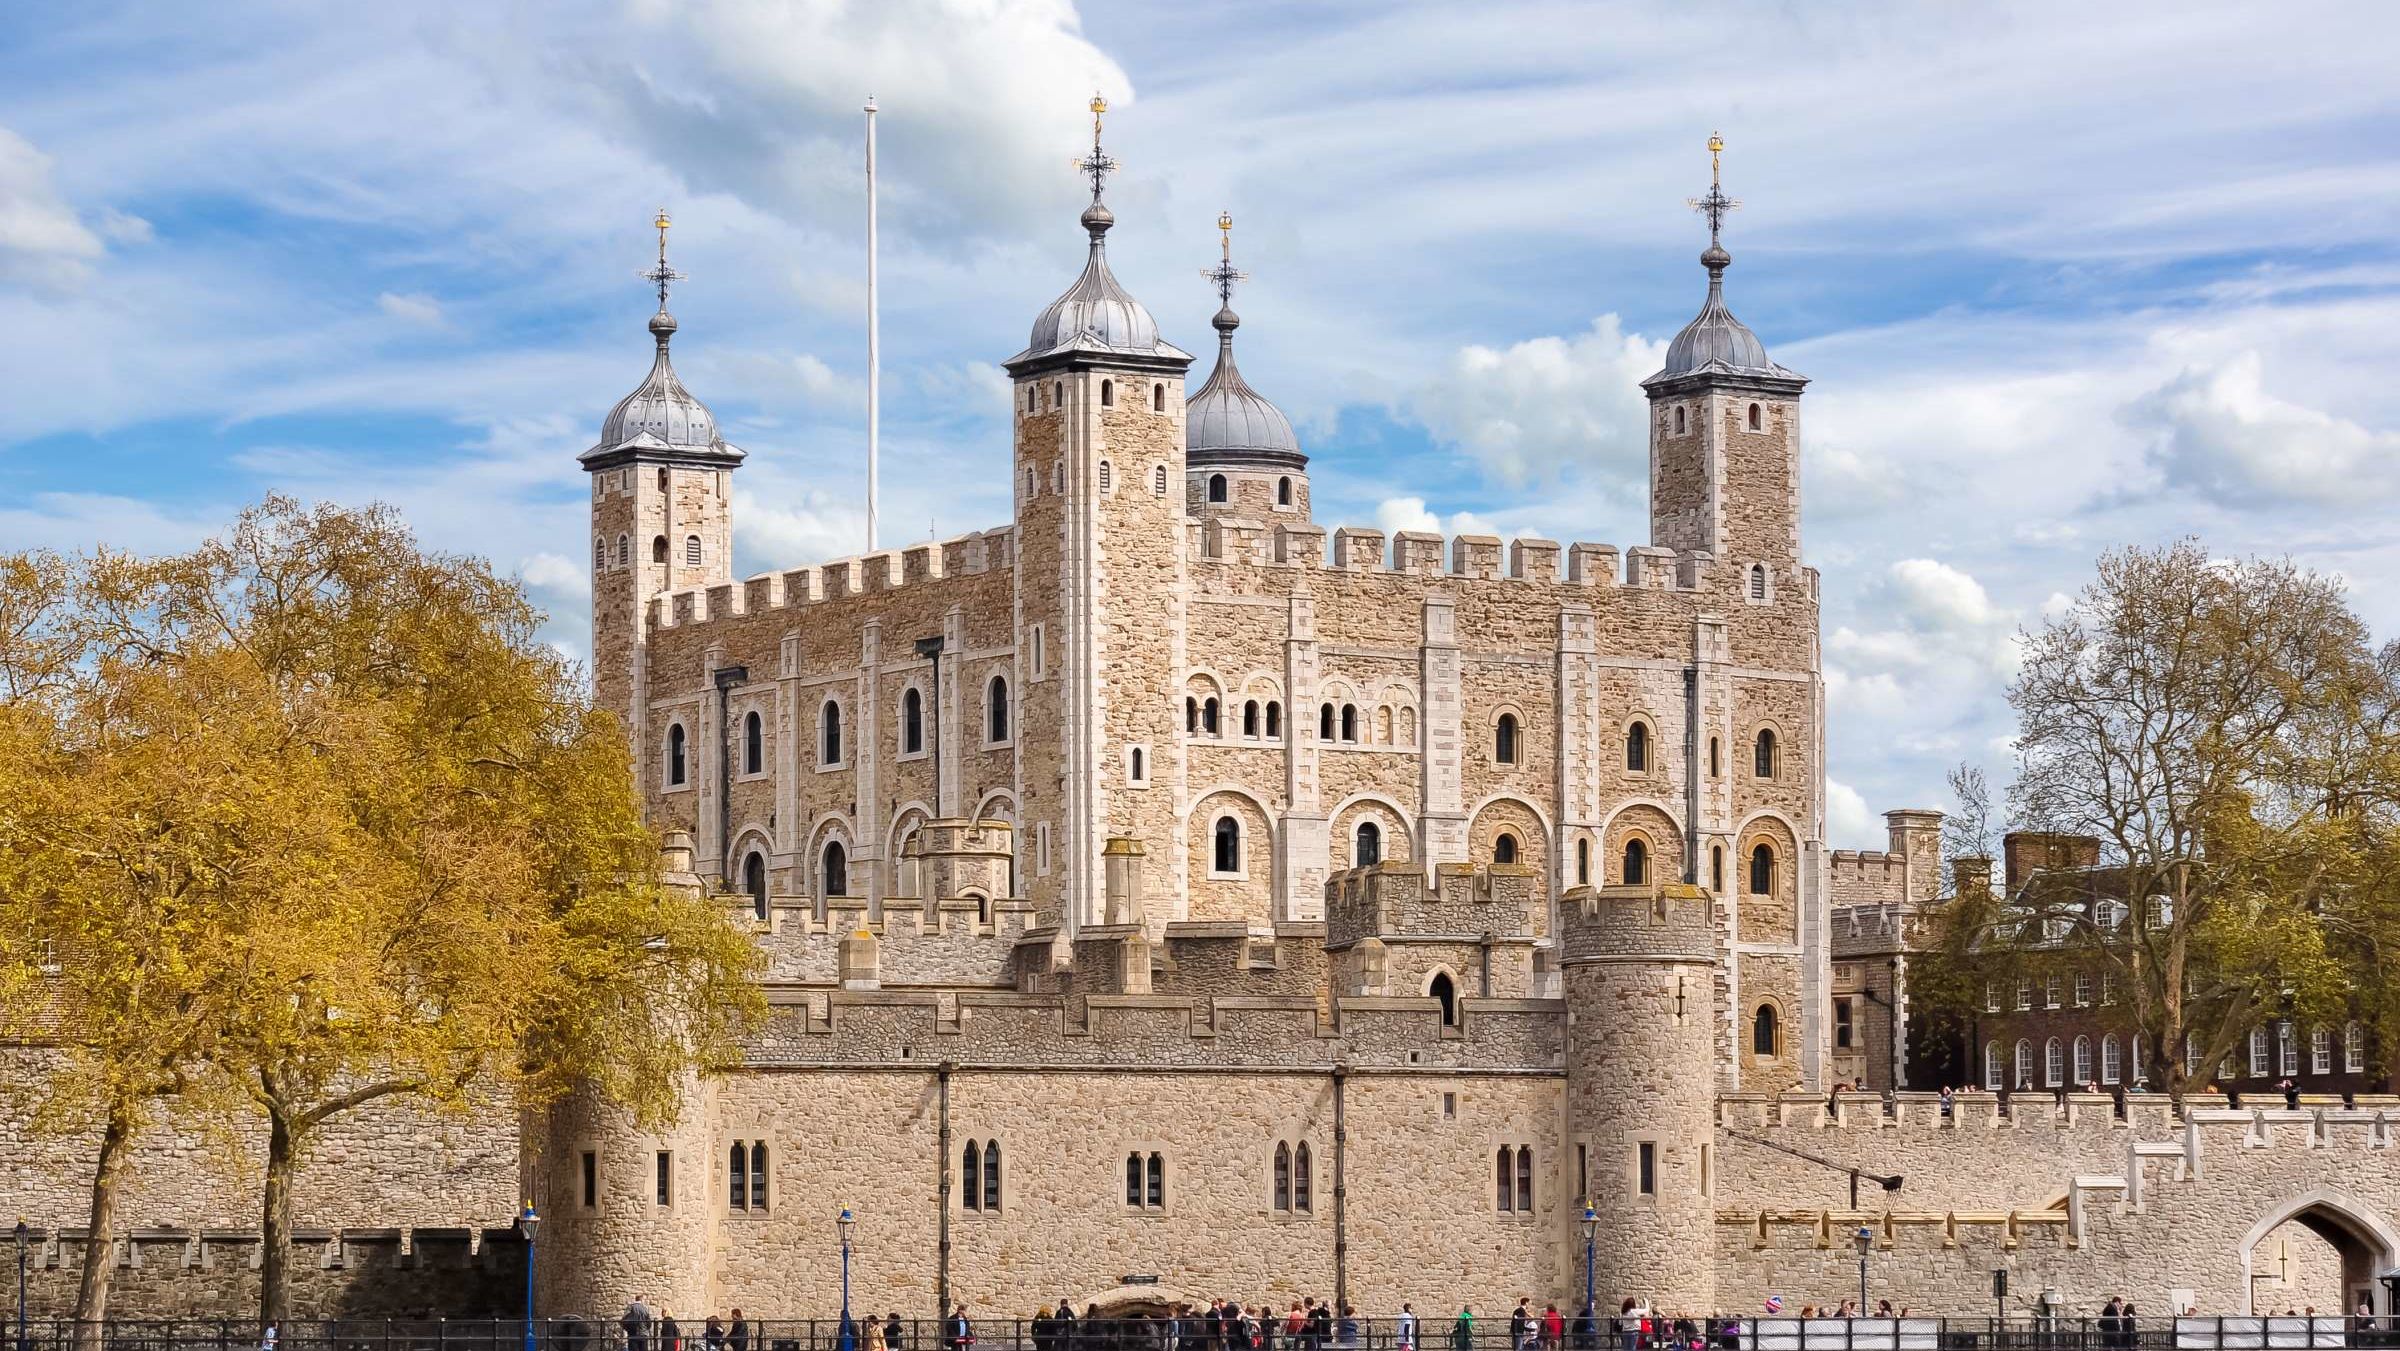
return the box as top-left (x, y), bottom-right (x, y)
top-left (7, 111), bottom-right (2399, 1327)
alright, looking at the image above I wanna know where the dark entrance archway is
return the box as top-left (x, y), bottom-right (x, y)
top-left (2237, 1189), bottom-right (2400, 1316)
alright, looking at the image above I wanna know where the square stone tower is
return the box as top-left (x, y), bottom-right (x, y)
top-left (1000, 106), bottom-right (1195, 932)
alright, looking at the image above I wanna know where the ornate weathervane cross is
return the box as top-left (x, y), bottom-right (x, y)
top-left (1202, 210), bottom-right (1247, 306)
top-left (640, 206), bottom-right (686, 312)
top-left (1074, 93), bottom-right (1119, 203)
top-left (1687, 132), bottom-right (1740, 250)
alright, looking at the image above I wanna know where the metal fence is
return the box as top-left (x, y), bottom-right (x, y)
top-left (5, 1317), bottom-right (2397, 1351)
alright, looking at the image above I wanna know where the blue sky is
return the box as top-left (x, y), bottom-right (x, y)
top-left (3, 0), bottom-right (2397, 846)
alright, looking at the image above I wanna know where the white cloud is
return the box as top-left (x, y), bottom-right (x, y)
top-left (377, 291), bottom-right (445, 326)
top-left (0, 126), bottom-right (104, 286)
top-left (2127, 351), bottom-right (2400, 505)
top-left (1372, 495), bottom-right (1501, 540)
top-left (1410, 316), bottom-right (1664, 486)
top-left (1827, 779), bottom-right (1879, 850)
top-left (517, 550), bottom-right (588, 601)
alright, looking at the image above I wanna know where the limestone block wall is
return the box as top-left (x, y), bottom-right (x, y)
top-left (0, 1049), bottom-right (518, 1235)
top-left (13, 1229), bottom-right (527, 1319)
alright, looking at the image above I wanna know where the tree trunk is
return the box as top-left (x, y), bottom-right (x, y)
top-left (258, 1107), bottom-right (298, 1333)
top-left (69, 1099), bottom-right (136, 1351)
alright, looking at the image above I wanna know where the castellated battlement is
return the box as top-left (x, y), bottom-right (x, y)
top-left (1321, 860), bottom-right (1541, 949)
top-left (647, 524), bottom-right (1017, 632)
top-left (1195, 517), bottom-right (1811, 597)
top-left (743, 982), bottom-right (1564, 1070)
top-left (1556, 881), bottom-right (1720, 964)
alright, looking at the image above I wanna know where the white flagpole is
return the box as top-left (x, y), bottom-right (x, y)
top-left (865, 94), bottom-right (880, 554)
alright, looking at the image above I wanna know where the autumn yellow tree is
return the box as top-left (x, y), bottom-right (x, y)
top-left (1931, 541), bottom-right (2399, 1100)
top-left (3, 499), bottom-right (762, 1330)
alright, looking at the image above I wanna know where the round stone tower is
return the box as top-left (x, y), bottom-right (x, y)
top-left (1558, 880), bottom-right (1720, 1313)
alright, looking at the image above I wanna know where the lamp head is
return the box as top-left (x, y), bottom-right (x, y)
top-left (518, 1203), bottom-right (540, 1241)
top-left (1579, 1206), bottom-right (1599, 1239)
top-left (837, 1206), bottom-right (856, 1242)
top-left (1854, 1226), bottom-right (1873, 1254)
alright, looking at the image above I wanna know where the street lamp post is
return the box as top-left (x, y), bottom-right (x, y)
top-left (14, 1219), bottom-right (28, 1351)
top-left (1579, 1207), bottom-right (1599, 1323)
top-left (1854, 1227), bottom-right (1873, 1315)
top-left (837, 1208), bottom-right (856, 1351)
top-left (517, 1204), bottom-right (540, 1351)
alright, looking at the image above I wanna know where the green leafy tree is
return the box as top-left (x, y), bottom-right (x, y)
top-left (1928, 541), bottom-right (2396, 1100)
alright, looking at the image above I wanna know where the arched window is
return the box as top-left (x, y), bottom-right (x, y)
top-left (1749, 843), bottom-right (1775, 896)
top-left (1494, 832), bottom-right (1519, 865)
top-left (666, 723), bottom-right (688, 786)
top-left (1984, 1040), bottom-right (2003, 1090)
top-left (1024, 465), bottom-right (1036, 499)
top-left (617, 535), bottom-right (630, 567)
top-left (1243, 700), bottom-right (1260, 737)
top-left (1673, 406), bottom-right (1687, 435)
top-left (1495, 712), bottom-right (1520, 764)
top-left (1515, 1145), bottom-right (1533, 1212)
top-left (1625, 721), bottom-right (1649, 772)
top-left (1622, 838), bottom-right (1648, 886)
top-left (1319, 702), bottom-right (1335, 740)
top-left (1201, 697), bottom-right (1219, 735)
top-left (1273, 1141), bottom-right (1292, 1211)
top-left (2101, 1034), bottom-right (2122, 1085)
top-left (1146, 1153), bottom-right (1165, 1207)
top-left (1754, 729), bottom-right (1777, 778)
top-left (652, 535), bottom-right (668, 564)
top-left (821, 840), bottom-right (848, 898)
top-left (1125, 1152), bottom-right (1142, 1206)
top-left (1576, 837), bottom-right (1591, 886)
top-left (1212, 816), bottom-right (1241, 875)
top-left (2073, 1035), bottom-right (2093, 1084)
top-left (1356, 821), bottom-right (1382, 868)
top-left (1340, 704), bottom-right (1358, 742)
top-left (987, 676), bottom-right (1011, 743)
top-left (902, 688), bottom-right (924, 754)
top-left (1100, 379), bottom-right (1116, 407)
top-left (1431, 971), bottom-right (1459, 1026)
top-left (742, 710), bottom-right (763, 775)
top-left (684, 535), bottom-right (701, 567)
top-left (1709, 736), bottom-right (1721, 777)
top-left (729, 1142), bottom-right (748, 1210)
top-left (1051, 380), bottom-right (1062, 409)
top-left (1188, 697), bottom-right (1201, 733)
top-left (594, 537), bottom-right (607, 569)
top-left (657, 467), bottom-right (670, 492)
top-left (2045, 1037), bottom-right (2065, 1087)
top-left (1748, 402), bottom-right (1763, 431)
top-left (2014, 1039), bottom-right (2034, 1089)
top-left (1208, 473), bottom-right (1228, 504)
top-left (1292, 1142), bottom-right (1312, 1213)
top-left (1495, 1145), bottom-right (1514, 1211)
top-left (1098, 460), bottom-right (1112, 493)
top-left (821, 701), bottom-right (843, 766)
top-left (963, 1139), bottom-right (981, 1210)
top-left (982, 1141), bottom-right (1002, 1211)
top-left (1152, 384), bottom-right (1165, 413)
top-left (748, 1141), bottom-right (767, 1209)
top-left (1266, 701), bottom-right (1282, 738)
top-left (1154, 464), bottom-right (1168, 495)
top-left (742, 851), bottom-right (767, 920)
top-left (1752, 1004), bottom-right (1780, 1058)
top-left (1130, 746), bottom-right (1145, 782)
top-left (1750, 564), bottom-right (1768, 600)
top-left (1710, 845), bottom-right (1725, 893)
top-left (1277, 476), bottom-right (1293, 506)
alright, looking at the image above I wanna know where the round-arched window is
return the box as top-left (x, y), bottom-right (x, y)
top-left (1212, 815), bottom-right (1241, 874)
top-left (1208, 473), bottom-right (1229, 504)
top-left (1622, 837), bottom-right (1648, 886)
top-left (1356, 821), bottom-right (1382, 868)
top-left (1752, 1004), bottom-right (1780, 1058)
top-left (1494, 832), bottom-right (1519, 865)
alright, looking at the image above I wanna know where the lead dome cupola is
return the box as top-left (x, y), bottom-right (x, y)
top-left (1185, 216), bottom-right (1304, 472)
top-left (1006, 96), bottom-right (1190, 370)
top-left (1645, 135), bottom-right (1804, 388)
top-left (581, 210), bottom-right (744, 471)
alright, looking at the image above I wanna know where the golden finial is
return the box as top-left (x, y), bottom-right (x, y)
top-left (1707, 133), bottom-right (1724, 183)
top-left (654, 206), bottom-right (672, 236)
top-left (641, 206), bottom-right (686, 314)
top-left (1217, 211), bottom-right (1233, 262)
top-left (1090, 93), bottom-right (1108, 120)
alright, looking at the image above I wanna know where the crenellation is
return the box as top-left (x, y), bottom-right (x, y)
top-left (1568, 541), bottom-right (1620, 585)
top-left (1391, 529), bottom-right (1443, 573)
top-left (1332, 525), bottom-right (1385, 569)
top-left (1450, 533), bottom-right (1503, 579)
top-left (1509, 536), bottom-right (1561, 581)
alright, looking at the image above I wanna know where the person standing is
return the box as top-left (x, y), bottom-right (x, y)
top-left (731, 1310), bottom-right (751, 1351)
top-left (1397, 1305), bottom-right (1418, 1351)
top-left (885, 1313), bottom-right (905, 1351)
top-left (1336, 1307), bottom-right (1358, 1351)
top-left (704, 1315), bottom-right (726, 1351)
top-left (948, 1305), bottom-right (975, 1351)
top-left (625, 1296), bottom-right (656, 1351)
top-left (1451, 1309), bottom-right (1475, 1351)
top-left (1571, 1306), bottom-right (1594, 1351)
top-left (1510, 1301), bottom-right (1531, 1351)
top-left (1310, 1300), bottom-right (1334, 1351)
top-left (1542, 1306), bottom-right (1563, 1351)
